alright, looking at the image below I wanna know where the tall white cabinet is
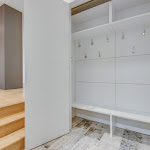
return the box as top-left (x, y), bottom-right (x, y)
top-left (24, 0), bottom-right (70, 149)
top-left (71, 0), bottom-right (150, 136)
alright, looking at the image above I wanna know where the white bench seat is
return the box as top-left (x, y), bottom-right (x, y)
top-left (72, 102), bottom-right (150, 137)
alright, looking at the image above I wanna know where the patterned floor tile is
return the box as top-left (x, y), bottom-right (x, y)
top-left (141, 134), bottom-right (150, 146)
top-left (72, 117), bottom-right (84, 128)
top-left (33, 117), bottom-right (150, 150)
top-left (138, 143), bottom-right (150, 150)
top-left (75, 119), bottom-right (93, 129)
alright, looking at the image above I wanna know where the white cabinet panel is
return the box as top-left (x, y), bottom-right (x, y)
top-left (74, 33), bottom-right (115, 61)
top-left (116, 55), bottom-right (150, 84)
top-left (75, 58), bottom-right (115, 83)
top-left (24, 0), bottom-right (70, 149)
top-left (87, 34), bottom-right (115, 59)
top-left (116, 28), bottom-right (150, 57)
top-left (75, 82), bottom-right (116, 107)
top-left (116, 84), bottom-right (150, 113)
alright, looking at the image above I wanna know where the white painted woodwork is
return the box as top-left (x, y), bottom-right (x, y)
top-left (72, 2), bottom-right (109, 32)
top-left (72, 103), bottom-right (150, 124)
top-left (110, 115), bottom-right (117, 138)
top-left (116, 55), bottom-right (150, 84)
top-left (24, 0), bottom-right (70, 149)
top-left (75, 59), bottom-right (115, 83)
top-left (114, 2), bottom-right (150, 21)
top-left (72, 23), bottom-right (113, 41)
top-left (116, 84), bottom-right (150, 113)
top-left (116, 28), bottom-right (150, 57)
top-left (71, 0), bottom-right (150, 137)
top-left (109, 1), bottom-right (113, 23)
top-left (74, 33), bottom-right (115, 61)
top-left (75, 82), bottom-right (115, 107)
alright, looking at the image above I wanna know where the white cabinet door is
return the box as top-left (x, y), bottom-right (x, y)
top-left (24, 0), bottom-right (70, 149)
top-left (75, 58), bottom-right (115, 83)
top-left (75, 82), bottom-right (116, 107)
top-left (116, 55), bottom-right (150, 84)
top-left (116, 84), bottom-right (150, 113)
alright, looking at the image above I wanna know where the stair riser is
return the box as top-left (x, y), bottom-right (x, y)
top-left (0, 103), bottom-right (24, 118)
top-left (0, 118), bottom-right (24, 138)
top-left (1, 138), bottom-right (24, 150)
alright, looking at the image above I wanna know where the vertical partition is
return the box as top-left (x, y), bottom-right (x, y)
top-left (24, 0), bottom-right (71, 149)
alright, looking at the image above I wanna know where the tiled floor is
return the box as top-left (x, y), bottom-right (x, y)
top-left (33, 117), bottom-right (150, 150)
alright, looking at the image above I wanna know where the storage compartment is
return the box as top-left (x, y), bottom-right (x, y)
top-left (72, 2), bottom-right (109, 32)
top-left (113, 0), bottom-right (150, 22)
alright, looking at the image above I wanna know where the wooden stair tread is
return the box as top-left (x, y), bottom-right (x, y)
top-left (0, 100), bottom-right (24, 109)
top-left (0, 89), bottom-right (24, 109)
top-left (0, 112), bottom-right (25, 127)
top-left (0, 128), bottom-right (25, 149)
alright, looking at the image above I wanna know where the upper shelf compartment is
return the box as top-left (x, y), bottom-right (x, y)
top-left (112, 12), bottom-right (150, 31)
top-left (72, 0), bottom-right (150, 40)
top-left (72, 1), bottom-right (110, 33)
top-left (113, 0), bottom-right (150, 22)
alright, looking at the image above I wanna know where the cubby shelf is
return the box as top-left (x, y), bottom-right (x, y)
top-left (72, 102), bottom-right (150, 137)
top-left (72, 12), bottom-right (150, 40)
top-left (72, 102), bottom-right (150, 124)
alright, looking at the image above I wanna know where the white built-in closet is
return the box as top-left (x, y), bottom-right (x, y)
top-left (71, 0), bottom-right (150, 136)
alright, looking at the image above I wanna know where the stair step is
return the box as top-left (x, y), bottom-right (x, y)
top-left (0, 128), bottom-right (25, 150)
top-left (0, 102), bottom-right (24, 118)
top-left (0, 112), bottom-right (25, 138)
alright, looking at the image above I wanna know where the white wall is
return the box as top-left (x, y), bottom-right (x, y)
top-left (24, 0), bottom-right (70, 149)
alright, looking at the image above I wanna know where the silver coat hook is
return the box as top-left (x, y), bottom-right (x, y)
top-left (122, 32), bottom-right (125, 39)
top-left (132, 46), bottom-right (135, 54)
top-left (98, 51), bottom-right (101, 57)
top-left (106, 37), bottom-right (109, 42)
top-left (91, 39), bottom-right (94, 45)
top-left (84, 53), bottom-right (87, 59)
top-left (78, 41), bottom-right (81, 48)
top-left (143, 28), bottom-right (146, 36)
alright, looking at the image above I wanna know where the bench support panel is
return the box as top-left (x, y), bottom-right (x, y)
top-left (110, 115), bottom-right (117, 137)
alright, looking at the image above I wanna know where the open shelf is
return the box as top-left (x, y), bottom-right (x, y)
top-left (72, 12), bottom-right (150, 40)
top-left (72, 1), bottom-right (110, 33)
top-left (113, 0), bottom-right (150, 22)
top-left (72, 102), bottom-right (150, 124)
top-left (72, 23), bottom-right (113, 40)
top-left (112, 12), bottom-right (150, 31)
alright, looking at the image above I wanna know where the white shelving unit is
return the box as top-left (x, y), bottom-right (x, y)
top-left (71, 0), bottom-right (150, 137)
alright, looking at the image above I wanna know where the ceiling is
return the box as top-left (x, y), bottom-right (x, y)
top-left (0, 0), bottom-right (24, 12)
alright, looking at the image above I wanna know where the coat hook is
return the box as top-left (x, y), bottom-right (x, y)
top-left (98, 51), bottom-right (101, 57)
top-left (78, 41), bottom-right (81, 48)
top-left (143, 28), bottom-right (146, 36)
top-left (122, 32), bottom-right (125, 39)
top-left (91, 39), bottom-right (94, 45)
top-left (132, 46), bottom-right (135, 54)
top-left (106, 36), bottom-right (109, 42)
top-left (84, 53), bottom-right (87, 59)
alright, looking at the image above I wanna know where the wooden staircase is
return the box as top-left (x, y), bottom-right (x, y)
top-left (0, 89), bottom-right (25, 150)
